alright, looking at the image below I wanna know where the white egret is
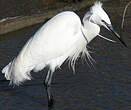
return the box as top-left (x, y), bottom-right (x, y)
top-left (2, 1), bottom-right (126, 107)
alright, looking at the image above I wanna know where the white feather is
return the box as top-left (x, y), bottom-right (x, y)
top-left (2, 2), bottom-right (116, 86)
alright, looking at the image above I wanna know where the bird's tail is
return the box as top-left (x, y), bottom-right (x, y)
top-left (2, 58), bottom-right (31, 85)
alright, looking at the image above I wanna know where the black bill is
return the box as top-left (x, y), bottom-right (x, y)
top-left (106, 24), bottom-right (127, 47)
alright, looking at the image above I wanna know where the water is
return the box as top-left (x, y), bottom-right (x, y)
top-left (0, 1), bottom-right (131, 110)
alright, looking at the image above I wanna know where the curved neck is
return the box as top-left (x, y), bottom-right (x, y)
top-left (81, 20), bottom-right (100, 43)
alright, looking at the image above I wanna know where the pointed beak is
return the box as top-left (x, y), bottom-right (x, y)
top-left (106, 24), bottom-right (127, 47)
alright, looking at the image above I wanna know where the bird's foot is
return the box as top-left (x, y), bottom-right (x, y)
top-left (48, 95), bottom-right (55, 108)
top-left (44, 83), bottom-right (55, 108)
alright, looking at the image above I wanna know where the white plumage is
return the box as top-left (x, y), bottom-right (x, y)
top-left (2, 2), bottom-right (125, 87)
top-left (2, 11), bottom-right (89, 85)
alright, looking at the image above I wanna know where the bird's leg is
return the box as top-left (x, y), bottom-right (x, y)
top-left (44, 70), bottom-right (54, 107)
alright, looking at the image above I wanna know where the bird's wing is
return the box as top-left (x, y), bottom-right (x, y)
top-left (17, 11), bottom-right (82, 67)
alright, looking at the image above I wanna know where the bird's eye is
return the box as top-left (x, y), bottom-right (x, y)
top-left (101, 20), bottom-right (106, 24)
top-left (102, 20), bottom-right (105, 23)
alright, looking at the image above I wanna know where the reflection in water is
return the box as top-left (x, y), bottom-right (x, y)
top-left (0, 1), bottom-right (130, 110)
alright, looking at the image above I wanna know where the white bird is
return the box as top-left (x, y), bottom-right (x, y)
top-left (2, 1), bottom-right (126, 107)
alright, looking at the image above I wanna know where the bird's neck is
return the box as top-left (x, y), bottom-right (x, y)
top-left (82, 21), bottom-right (100, 43)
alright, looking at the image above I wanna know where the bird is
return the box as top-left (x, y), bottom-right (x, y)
top-left (2, 1), bottom-right (127, 107)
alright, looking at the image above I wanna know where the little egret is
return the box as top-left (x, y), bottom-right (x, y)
top-left (2, 1), bottom-right (126, 107)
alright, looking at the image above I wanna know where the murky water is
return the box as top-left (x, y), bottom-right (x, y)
top-left (0, 1), bottom-right (130, 110)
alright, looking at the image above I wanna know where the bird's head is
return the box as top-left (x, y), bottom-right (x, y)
top-left (89, 2), bottom-right (111, 28)
top-left (83, 1), bottom-right (127, 47)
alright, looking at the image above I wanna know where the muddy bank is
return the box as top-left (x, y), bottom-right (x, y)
top-left (0, 0), bottom-right (109, 35)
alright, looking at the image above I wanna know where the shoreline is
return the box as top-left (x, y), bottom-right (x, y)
top-left (0, 0), bottom-right (111, 35)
